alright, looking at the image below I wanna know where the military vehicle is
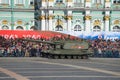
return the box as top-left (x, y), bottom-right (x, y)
top-left (22, 38), bottom-right (93, 59)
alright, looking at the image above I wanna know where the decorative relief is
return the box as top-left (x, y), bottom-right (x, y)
top-left (114, 20), bottom-right (120, 25)
top-left (105, 0), bottom-right (110, 2)
top-left (42, 0), bottom-right (46, 2)
top-left (2, 20), bottom-right (8, 25)
top-left (40, 15), bottom-right (45, 20)
top-left (86, 0), bottom-right (91, 2)
top-left (93, 20), bottom-right (101, 26)
top-left (104, 16), bottom-right (110, 21)
top-left (17, 20), bottom-right (23, 25)
top-left (63, 15), bottom-right (72, 20)
top-left (67, 0), bottom-right (73, 2)
top-left (67, 16), bottom-right (72, 20)
top-left (48, 0), bottom-right (54, 2)
top-left (48, 15), bottom-right (54, 20)
top-left (55, 20), bottom-right (63, 26)
top-left (85, 16), bottom-right (91, 20)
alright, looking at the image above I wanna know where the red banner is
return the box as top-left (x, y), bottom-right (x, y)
top-left (0, 30), bottom-right (44, 39)
top-left (0, 30), bottom-right (76, 39)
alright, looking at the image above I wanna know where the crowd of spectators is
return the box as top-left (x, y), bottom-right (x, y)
top-left (0, 36), bottom-right (120, 58)
top-left (90, 38), bottom-right (120, 58)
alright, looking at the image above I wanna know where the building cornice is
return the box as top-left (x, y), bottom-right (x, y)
top-left (39, 7), bottom-right (120, 11)
top-left (0, 8), bottom-right (34, 12)
top-left (67, 0), bottom-right (72, 2)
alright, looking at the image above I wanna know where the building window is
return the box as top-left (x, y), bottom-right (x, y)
top-left (55, 25), bottom-right (63, 31)
top-left (2, 25), bottom-right (9, 30)
top-left (74, 0), bottom-right (82, 3)
top-left (113, 26), bottom-right (120, 32)
top-left (76, 20), bottom-right (80, 22)
top-left (30, 0), bottom-right (34, 5)
top-left (16, 0), bottom-right (24, 4)
top-left (56, 0), bottom-right (63, 3)
top-left (74, 25), bottom-right (82, 31)
top-left (113, 0), bottom-right (120, 4)
top-left (0, 0), bottom-right (9, 4)
top-left (16, 26), bottom-right (23, 30)
top-left (94, 0), bottom-right (101, 4)
top-left (93, 26), bottom-right (101, 32)
top-left (30, 26), bottom-right (36, 30)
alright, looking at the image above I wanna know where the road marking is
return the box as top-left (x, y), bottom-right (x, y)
top-left (17, 70), bottom-right (91, 73)
top-left (7, 68), bottom-right (75, 69)
top-left (26, 75), bottom-right (120, 78)
top-left (0, 77), bottom-right (12, 79)
top-left (31, 61), bottom-right (120, 76)
top-left (0, 67), bottom-right (30, 80)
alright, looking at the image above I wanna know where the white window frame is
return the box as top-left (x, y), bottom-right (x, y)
top-left (15, 0), bottom-right (25, 5)
top-left (29, 0), bottom-right (34, 5)
top-left (74, 0), bottom-right (82, 3)
top-left (0, 0), bottom-right (10, 4)
top-left (95, 0), bottom-right (101, 4)
top-left (113, 0), bottom-right (120, 4)
top-left (93, 26), bottom-right (101, 32)
top-left (56, 0), bottom-right (63, 3)
top-left (74, 25), bottom-right (82, 31)
top-left (113, 26), bottom-right (120, 32)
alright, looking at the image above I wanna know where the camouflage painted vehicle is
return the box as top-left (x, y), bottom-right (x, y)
top-left (41, 40), bottom-right (93, 59)
top-left (22, 38), bottom-right (93, 59)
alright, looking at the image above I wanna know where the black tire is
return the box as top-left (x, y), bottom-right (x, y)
top-left (54, 55), bottom-right (59, 59)
top-left (67, 55), bottom-right (72, 59)
top-left (60, 55), bottom-right (65, 59)
top-left (78, 56), bottom-right (82, 59)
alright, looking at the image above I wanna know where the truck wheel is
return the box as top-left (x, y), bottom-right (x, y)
top-left (73, 56), bottom-right (77, 59)
top-left (48, 55), bottom-right (52, 59)
top-left (67, 55), bottom-right (72, 59)
top-left (60, 55), bottom-right (65, 59)
top-left (78, 56), bottom-right (82, 59)
top-left (82, 55), bottom-right (88, 59)
top-left (54, 55), bottom-right (59, 59)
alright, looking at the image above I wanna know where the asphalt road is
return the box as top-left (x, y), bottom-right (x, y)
top-left (0, 57), bottom-right (120, 80)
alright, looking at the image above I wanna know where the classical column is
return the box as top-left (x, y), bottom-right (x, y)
top-left (67, 15), bottom-right (72, 31)
top-left (85, 0), bottom-right (91, 8)
top-left (42, 0), bottom-right (46, 7)
top-left (66, 0), bottom-right (73, 7)
top-left (48, 0), bottom-right (54, 7)
top-left (48, 15), bottom-right (54, 31)
top-left (105, 0), bottom-right (110, 8)
top-left (40, 15), bottom-right (46, 30)
top-left (85, 15), bottom-right (91, 32)
top-left (66, 10), bottom-right (72, 31)
top-left (104, 15), bottom-right (110, 32)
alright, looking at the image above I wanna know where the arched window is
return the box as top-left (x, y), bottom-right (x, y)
top-left (93, 26), bottom-right (101, 32)
top-left (1, 0), bottom-right (9, 4)
top-left (30, 0), bottom-right (34, 5)
top-left (56, 0), bottom-right (63, 3)
top-left (16, 0), bottom-right (24, 4)
top-left (16, 26), bottom-right (23, 30)
top-left (55, 25), bottom-right (63, 31)
top-left (30, 26), bottom-right (37, 30)
top-left (113, 0), bottom-right (120, 4)
top-left (74, 0), bottom-right (82, 3)
top-left (74, 25), bottom-right (82, 31)
top-left (2, 25), bottom-right (9, 30)
top-left (95, 0), bottom-right (101, 4)
top-left (113, 26), bottom-right (120, 32)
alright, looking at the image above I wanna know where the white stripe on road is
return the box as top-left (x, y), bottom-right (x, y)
top-left (31, 61), bottom-right (120, 76)
top-left (0, 67), bottom-right (30, 80)
top-left (26, 75), bottom-right (120, 78)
